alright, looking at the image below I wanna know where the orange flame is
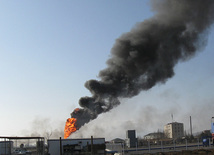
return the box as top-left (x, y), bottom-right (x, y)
top-left (74, 108), bottom-right (80, 112)
top-left (64, 118), bottom-right (77, 139)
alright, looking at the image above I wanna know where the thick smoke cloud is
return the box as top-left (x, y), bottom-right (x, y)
top-left (71, 0), bottom-right (214, 129)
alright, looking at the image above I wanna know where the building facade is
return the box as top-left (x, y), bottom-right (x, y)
top-left (125, 130), bottom-right (137, 148)
top-left (164, 122), bottom-right (184, 139)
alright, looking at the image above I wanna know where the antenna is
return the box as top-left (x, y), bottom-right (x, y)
top-left (171, 114), bottom-right (173, 123)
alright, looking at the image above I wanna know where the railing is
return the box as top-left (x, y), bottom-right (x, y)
top-left (106, 140), bottom-right (214, 154)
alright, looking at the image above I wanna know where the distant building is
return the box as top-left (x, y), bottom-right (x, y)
top-left (143, 132), bottom-right (165, 145)
top-left (106, 138), bottom-right (124, 154)
top-left (110, 138), bottom-right (125, 144)
top-left (164, 122), bottom-right (184, 139)
top-left (144, 132), bottom-right (165, 140)
top-left (125, 130), bottom-right (137, 148)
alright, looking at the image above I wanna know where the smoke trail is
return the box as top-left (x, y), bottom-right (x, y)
top-left (71, 0), bottom-right (214, 129)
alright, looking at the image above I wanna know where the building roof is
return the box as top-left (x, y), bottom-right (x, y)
top-left (166, 122), bottom-right (183, 125)
top-left (111, 138), bottom-right (125, 143)
top-left (0, 136), bottom-right (44, 140)
top-left (145, 132), bottom-right (164, 136)
top-left (144, 132), bottom-right (165, 140)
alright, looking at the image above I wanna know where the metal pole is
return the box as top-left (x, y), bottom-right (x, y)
top-left (91, 136), bottom-right (93, 155)
top-left (186, 139), bottom-right (188, 150)
top-left (148, 141), bottom-right (150, 153)
top-left (173, 139), bottom-right (176, 150)
top-left (5, 138), bottom-right (6, 155)
top-left (161, 140), bottom-right (163, 152)
top-left (60, 137), bottom-right (62, 155)
top-left (43, 138), bottom-right (45, 155)
top-left (190, 116), bottom-right (193, 136)
top-left (209, 138), bottom-right (211, 147)
top-left (198, 137), bottom-right (200, 149)
top-left (122, 142), bottom-right (124, 155)
top-left (135, 142), bottom-right (137, 151)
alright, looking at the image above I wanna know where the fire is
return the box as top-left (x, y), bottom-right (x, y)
top-left (74, 108), bottom-right (80, 112)
top-left (64, 118), bottom-right (77, 139)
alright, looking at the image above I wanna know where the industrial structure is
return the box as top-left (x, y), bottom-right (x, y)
top-left (125, 130), bottom-right (137, 148)
top-left (48, 137), bottom-right (105, 155)
top-left (164, 122), bottom-right (184, 139)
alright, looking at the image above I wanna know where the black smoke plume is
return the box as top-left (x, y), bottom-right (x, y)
top-left (71, 0), bottom-right (214, 129)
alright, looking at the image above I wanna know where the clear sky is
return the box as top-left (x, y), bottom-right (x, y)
top-left (0, 0), bottom-right (214, 140)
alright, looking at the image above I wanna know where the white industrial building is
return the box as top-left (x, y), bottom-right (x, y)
top-left (144, 132), bottom-right (165, 140)
top-left (48, 137), bottom-right (105, 155)
top-left (164, 122), bottom-right (184, 139)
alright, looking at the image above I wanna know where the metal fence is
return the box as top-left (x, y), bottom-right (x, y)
top-left (0, 136), bottom-right (45, 155)
top-left (106, 138), bottom-right (214, 154)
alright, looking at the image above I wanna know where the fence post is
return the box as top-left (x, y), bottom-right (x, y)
top-left (173, 139), bottom-right (176, 151)
top-left (209, 138), bottom-right (211, 147)
top-left (198, 138), bottom-right (200, 149)
top-left (161, 140), bottom-right (163, 152)
top-left (135, 142), bottom-right (138, 151)
top-left (122, 142), bottom-right (125, 155)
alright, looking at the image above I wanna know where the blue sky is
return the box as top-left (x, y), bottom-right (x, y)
top-left (0, 1), bottom-right (214, 139)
